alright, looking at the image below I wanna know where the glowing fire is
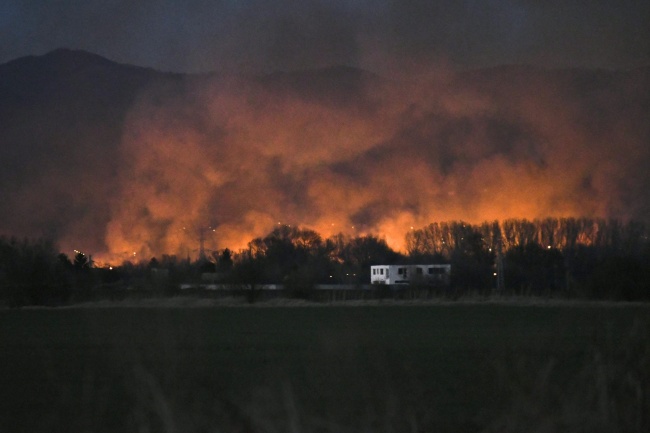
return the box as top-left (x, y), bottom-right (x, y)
top-left (79, 69), bottom-right (646, 264)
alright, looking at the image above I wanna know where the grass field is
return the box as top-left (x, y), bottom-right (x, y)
top-left (1, 302), bottom-right (649, 432)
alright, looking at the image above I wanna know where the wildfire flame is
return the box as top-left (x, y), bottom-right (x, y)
top-left (80, 69), bottom-right (649, 264)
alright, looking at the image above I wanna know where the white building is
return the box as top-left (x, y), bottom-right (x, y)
top-left (370, 264), bottom-right (451, 286)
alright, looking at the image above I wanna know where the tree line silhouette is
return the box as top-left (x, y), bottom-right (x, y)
top-left (407, 218), bottom-right (650, 298)
top-left (1, 218), bottom-right (649, 306)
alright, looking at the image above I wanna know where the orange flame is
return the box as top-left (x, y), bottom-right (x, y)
top-left (88, 69), bottom-right (646, 264)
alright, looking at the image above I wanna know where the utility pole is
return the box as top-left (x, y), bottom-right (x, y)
top-left (183, 224), bottom-right (215, 263)
top-left (495, 241), bottom-right (505, 294)
top-left (198, 226), bottom-right (207, 263)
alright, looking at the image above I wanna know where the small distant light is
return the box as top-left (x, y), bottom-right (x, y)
top-left (547, 245), bottom-right (552, 249)
top-left (329, 275), bottom-right (333, 278)
top-left (109, 266), bottom-right (113, 270)
top-left (493, 272), bottom-right (497, 276)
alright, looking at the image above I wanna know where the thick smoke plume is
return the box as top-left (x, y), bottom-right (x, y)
top-left (100, 66), bottom-right (650, 263)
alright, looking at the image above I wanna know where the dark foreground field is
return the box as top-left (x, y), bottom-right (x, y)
top-left (1, 303), bottom-right (649, 433)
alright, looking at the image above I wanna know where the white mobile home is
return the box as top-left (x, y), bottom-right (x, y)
top-left (370, 264), bottom-right (451, 286)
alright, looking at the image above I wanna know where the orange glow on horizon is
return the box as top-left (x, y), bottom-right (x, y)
top-left (85, 68), bottom-right (640, 265)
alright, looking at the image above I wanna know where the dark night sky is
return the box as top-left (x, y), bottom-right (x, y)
top-left (2, 0), bottom-right (649, 74)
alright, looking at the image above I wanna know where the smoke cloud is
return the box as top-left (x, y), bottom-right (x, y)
top-left (96, 66), bottom-right (650, 263)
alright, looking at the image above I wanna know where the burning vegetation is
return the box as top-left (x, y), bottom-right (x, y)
top-left (0, 51), bottom-right (649, 267)
top-left (100, 64), bottom-right (650, 263)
